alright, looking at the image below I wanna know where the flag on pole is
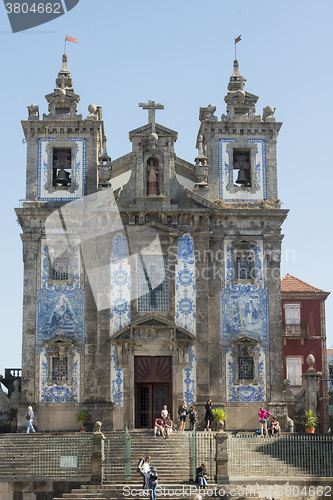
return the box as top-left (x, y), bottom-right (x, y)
top-left (235, 35), bottom-right (241, 44)
top-left (65, 36), bottom-right (78, 43)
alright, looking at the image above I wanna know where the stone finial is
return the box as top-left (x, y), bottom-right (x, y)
top-left (94, 421), bottom-right (103, 433)
top-left (307, 354), bottom-right (316, 373)
top-left (27, 104), bottom-right (39, 120)
top-left (56, 54), bottom-right (73, 89)
top-left (262, 105), bottom-right (276, 122)
top-left (87, 104), bottom-right (98, 120)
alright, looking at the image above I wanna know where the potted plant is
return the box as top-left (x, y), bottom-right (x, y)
top-left (76, 409), bottom-right (88, 431)
top-left (304, 409), bottom-right (318, 433)
top-left (213, 408), bottom-right (226, 431)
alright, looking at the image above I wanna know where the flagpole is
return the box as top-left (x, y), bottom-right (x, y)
top-left (64, 37), bottom-right (66, 55)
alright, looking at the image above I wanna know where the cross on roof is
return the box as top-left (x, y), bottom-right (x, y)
top-left (139, 100), bottom-right (164, 132)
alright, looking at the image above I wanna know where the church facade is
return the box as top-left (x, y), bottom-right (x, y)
top-left (16, 55), bottom-right (288, 431)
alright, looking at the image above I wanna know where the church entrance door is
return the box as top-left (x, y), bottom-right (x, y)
top-left (134, 356), bottom-right (172, 428)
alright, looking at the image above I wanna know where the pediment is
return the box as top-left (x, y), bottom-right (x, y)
top-left (111, 313), bottom-right (195, 343)
top-left (129, 123), bottom-right (178, 139)
top-left (231, 335), bottom-right (258, 351)
top-left (46, 335), bottom-right (74, 347)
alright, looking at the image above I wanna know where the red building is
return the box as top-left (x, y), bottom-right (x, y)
top-left (281, 274), bottom-right (330, 431)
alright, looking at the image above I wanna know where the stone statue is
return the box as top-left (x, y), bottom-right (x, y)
top-left (27, 104), bottom-right (39, 120)
top-left (262, 105), bottom-right (276, 122)
top-left (147, 159), bottom-right (159, 196)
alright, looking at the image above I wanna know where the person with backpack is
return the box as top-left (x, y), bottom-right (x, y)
top-left (146, 464), bottom-right (158, 500)
top-left (188, 405), bottom-right (198, 431)
top-left (26, 406), bottom-right (36, 433)
top-left (178, 400), bottom-right (188, 431)
top-left (137, 455), bottom-right (150, 489)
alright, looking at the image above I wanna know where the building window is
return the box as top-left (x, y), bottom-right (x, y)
top-left (52, 257), bottom-right (69, 280)
top-left (52, 356), bottom-right (68, 381)
top-left (137, 255), bottom-right (168, 312)
top-left (232, 238), bottom-right (257, 284)
top-left (285, 304), bottom-right (301, 325)
top-left (46, 336), bottom-right (73, 386)
top-left (232, 336), bottom-right (259, 386)
top-left (236, 253), bottom-right (254, 280)
top-left (286, 357), bottom-right (302, 386)
top-left (52, 148), bottom-right (72, 188)
top-left (238, 356), bottom-right (254, 380)
top-left (233, 149), bottom-right (251, 187)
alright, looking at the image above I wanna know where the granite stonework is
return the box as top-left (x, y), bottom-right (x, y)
top-left (15, 56), bottom-right (288, 431)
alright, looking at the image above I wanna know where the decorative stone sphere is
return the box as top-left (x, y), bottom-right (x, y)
top-left (149, 132), bottom-right (158, 142)
top-left (95, 421), bottom-right (102, 432)
top-left (194, 495), bottom-right (202, 500)
top-left (58, 88), bottom-right (66, 97)
top-left (88, 104), bottom-right (97, 114)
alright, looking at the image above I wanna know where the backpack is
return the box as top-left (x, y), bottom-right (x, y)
top-left (149, 466), bottom-right (158, 481)
top-left (136, 458), bottom-right (144, 473)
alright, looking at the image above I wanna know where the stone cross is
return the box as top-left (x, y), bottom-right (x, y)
top-left (139, 100), bottom-right (164, 133)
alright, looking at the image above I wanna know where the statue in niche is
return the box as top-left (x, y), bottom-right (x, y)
top-left (147, 158), bottom-right (159, 196)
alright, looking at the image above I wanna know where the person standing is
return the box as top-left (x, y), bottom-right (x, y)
top-left (204, 400), bottom-right (213, 431)
top-left (146, 464), bottom-right (158, 500)
top-left (138, 455), bottom-right (150, 489)
top-left (161, 405), bottom-right (168, 420)
top-left (178, 400), bottom-right (187, 431)
top-left (188, 405), bottom-right (198, 431)
top-left (26, 406), bottom-right (36, 433)
top-left (258, 406), bottom-right (270, 437)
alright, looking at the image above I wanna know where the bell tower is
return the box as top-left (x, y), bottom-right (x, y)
top-left (17, 54), bottom-right (113, 431)
top-left (193, 60), bottom-right (289, 428)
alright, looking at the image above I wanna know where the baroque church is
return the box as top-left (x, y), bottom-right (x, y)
top-left (16, 54), bottom-right (288, 431)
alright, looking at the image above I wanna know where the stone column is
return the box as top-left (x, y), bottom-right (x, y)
top-left (91, 421), bottom-right (105, 484)
top-left (215, 431), bottom-right (229, 484)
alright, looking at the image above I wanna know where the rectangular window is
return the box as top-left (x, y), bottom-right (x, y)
top-left (286, 357), bottom-right (302, 386)
top-left (137, 255), bottom-right (168, 312)
top-left (233, 149), bottom-right (251, 187)
top-left (52, 258), bottom-right (69, 280)
top-left (236, 255), bottom-right (253, 280)
top-left (52, 148), bottom-right (72, 187)
top-left (329, 365), bottom-right (333, 380)
top-left (285, 304), bottom-right (301, 325)
top-left (52, 357), bottom-right (68, 381)
top-left (238, 356), bottom-right (254, 380)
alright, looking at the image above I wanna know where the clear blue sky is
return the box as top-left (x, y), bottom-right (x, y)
top-left (0, 0), bottom-right (332, 375)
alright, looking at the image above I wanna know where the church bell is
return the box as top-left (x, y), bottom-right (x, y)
top-left (55, 168), bottom-right (70, 186)
top-left (235, 168), bottom-right (248, 185)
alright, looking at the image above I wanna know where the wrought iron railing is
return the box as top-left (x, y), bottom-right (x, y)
top-left (228, 434), bottom-right (333, 477)
top-left (189, 428), bottom-right (216, 481)
top-left (0, 434), bottom-right (92, 478)
top-left (104, 427), bottom-right (131, 482)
